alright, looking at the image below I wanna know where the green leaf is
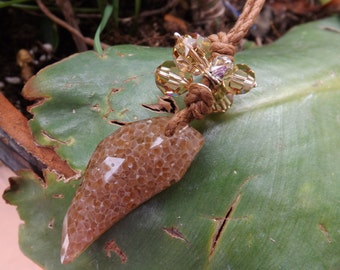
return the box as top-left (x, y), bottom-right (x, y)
top-left (93, 4), bottom-right (113, 54)
top-left (4, 16), bottom-right (340, 269)
top-left (24, 46), bottom-right (170, 170)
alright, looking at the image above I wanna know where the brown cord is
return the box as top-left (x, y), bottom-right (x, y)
top-left (165, 0), bottom-right (265, 136)
top-left (165, 83), bottom-right (214, 136)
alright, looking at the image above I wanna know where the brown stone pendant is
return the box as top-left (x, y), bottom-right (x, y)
top-left (61, 117), bottom-right (204, 264)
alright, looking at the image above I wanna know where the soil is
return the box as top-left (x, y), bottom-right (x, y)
top-left (0, 0), bottom-right (337, 116)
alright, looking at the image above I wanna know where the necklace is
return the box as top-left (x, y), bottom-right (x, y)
top-left (61, 0), bottom-right (265, 264)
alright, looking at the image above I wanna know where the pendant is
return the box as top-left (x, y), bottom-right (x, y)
top-left (61, 117), bottom-right (204, 264)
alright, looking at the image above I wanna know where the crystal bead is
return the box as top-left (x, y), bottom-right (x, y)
top-left (61, 117), bottom-right (204, 264)
top-left (211, 85), bottom-right (234, 113)
top-left (173, 33), bottom-right (211, 76)
top-left (208, 55), bottom-right (234, 85)
top-left (223, 64), bottom-right (256, 95)
top-left (155, 61), bottom-right (192, 96)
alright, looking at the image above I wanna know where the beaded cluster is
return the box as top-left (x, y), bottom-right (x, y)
top-left (155, 33), bottom-right (256, 112)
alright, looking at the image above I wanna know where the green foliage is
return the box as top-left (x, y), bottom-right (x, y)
top-left (94, 4), bottom-right (114, 54)
top-left (24, 45), bottom-right (170, 170)
top-left (3, 17), bottom-right (340, 269)
top-left (112, 0), bottom-right (119, 27)
top-left (0, 0), bottom-right (31, 9)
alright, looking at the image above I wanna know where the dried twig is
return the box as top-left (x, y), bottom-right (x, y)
top-left (55, 0), bottom-right (87, 51)
top-left (36, 0), bottom-right (109, 50)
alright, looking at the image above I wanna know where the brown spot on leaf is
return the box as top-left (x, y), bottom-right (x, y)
top-left (91, 104), bottom-right (101, 112)
top-left (48, 217), bottom-right (55, 229)
top-left (209, 194), bottom-right (241, 258)
top-left (104, 240), bottom-right (127, 263)
top-left (319, 223), bottom-right (332, 243)
top-left (118, 108), bottom-right (129, 116)
top-left (322, 26), bottom-right (340, 34)
top-left (52, 193), bottom-right (64, 199)
top-left (142, 96), bottom-right (178, 114)
top-left (111, 87), bottom-right (122, 93)
top-left (163, 226), bottom-right (189, 243)
top-left (41, 131), bottom-right (72, 145)
top-left (110, 120), bottom-right (127, 126)
top-left (208, 175), bottom-right (256, 258)
top-left (123, 76), bottom-right (138, 83)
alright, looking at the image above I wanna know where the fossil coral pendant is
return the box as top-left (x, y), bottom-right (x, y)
top-left (61, 117), bottom-right (204, 264)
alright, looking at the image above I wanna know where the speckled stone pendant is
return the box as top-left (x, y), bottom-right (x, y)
top-left (61, 117), bottom-right (204, 264)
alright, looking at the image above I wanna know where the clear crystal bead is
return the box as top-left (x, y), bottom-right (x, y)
top-left (208, 55), bottom-right (234, 85)
top-left (223, 64), bottom-right (256, 95)
top-left (155, 61), bottom-right (192, 96)
top-left (173, 33), bottom-right (211, 76)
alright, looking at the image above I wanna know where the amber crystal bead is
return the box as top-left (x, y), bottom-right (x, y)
top-left (155, 32), bottom-right (256, 113)
top-left (61, 117), bottom-right (204, 264)
top-left (173, 33), bottom-right (211, 76)
top-left (224, 64), bottom-right (256, 95)
top-left (155, 61), bottom-right (193, 96)
top-left (211, 86), bottom-right (234, 113)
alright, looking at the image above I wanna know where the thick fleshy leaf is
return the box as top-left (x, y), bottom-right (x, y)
top-left (4, 17), bottom-right (340, 269)
top-left (23, 46), bottom-right (171, 170)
